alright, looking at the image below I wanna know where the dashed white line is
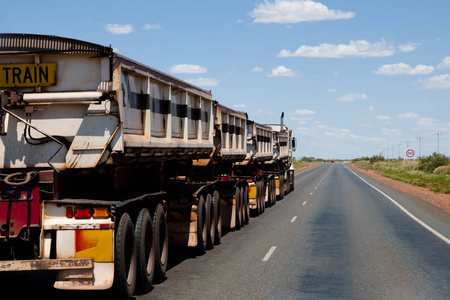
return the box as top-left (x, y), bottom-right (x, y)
top-left (302, 201), bottom-right (307, 206)
top-left (263, 246), bottom-right (277, 262)
top-left (310, 192), bottom-right (313, 195)
top-left (291, 216), bottom-right (297, 223)
top-left (347, 167), bottom-right (450, 245)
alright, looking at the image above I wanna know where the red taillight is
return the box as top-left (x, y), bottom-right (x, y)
top-left (67, 207), bottom-right (110, 219)
top-left (74, 207), bottom-right (92, 218)
top-left (66, 207), bottom-right (74, 218)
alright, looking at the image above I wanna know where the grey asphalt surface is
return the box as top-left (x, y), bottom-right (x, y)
top-left (4, 163), bottom-right (449, 299)
top-left (141, 163), bottom-right (450, 300)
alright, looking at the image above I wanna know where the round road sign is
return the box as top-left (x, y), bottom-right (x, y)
top-left (406, 149), bottom-right (415, 158)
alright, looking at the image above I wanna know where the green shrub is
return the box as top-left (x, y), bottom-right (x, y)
top-left (370, 155), bottom-right (385, 164)
top-left (419, 153), bottom-right (450, 173)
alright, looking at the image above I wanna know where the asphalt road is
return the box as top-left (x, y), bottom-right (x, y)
top-left (141, 163), bottom-right (450, 300)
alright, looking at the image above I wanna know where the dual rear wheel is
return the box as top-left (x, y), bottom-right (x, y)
top-left (114, 203), bottom-right (168, 299)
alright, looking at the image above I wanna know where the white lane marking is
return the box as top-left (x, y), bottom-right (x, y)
top-left (347, 167), bottom-right (450, 245)
top-left (315, 187), bottom-right (318, 189)
top-left (263, 246), bottom-right (277, 262)
top-left (310, 192), bottom-right (313, 195)
top-left (302, 201), bottom-right (307, 206)
top-left (291, 216), bottom-right (297, 223)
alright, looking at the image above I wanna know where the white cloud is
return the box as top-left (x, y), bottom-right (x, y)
top-left (268, 66), bottom-right (299, 77)
top-left (398, 112), bottom-right (419, 119)
top-left (374, 63), bottom-right (434, 75)
top-left (366, 106), bottom-right (376, 111)
top-left (169, 64), bottom-right (207, 74)
top-left (233, 104), bottom-right (247, 108)
top-left (337, 93), bottom-right (367, 102)
top-left (254, 109), bottom-right (274, 116)
top-left (381, 128), bottom-right (401, 136)
top-left (105, 24), bottom-right (133, 34)
top-left (421, 74), bottom-right (450, 89)
top-left (186, 77), bottom-right (220, 87)
top-left (293, 109), bottom-right (315, 115)
top-left (249, 0), bottom-right (355, 24)
top-left (327, 88), bottom-right (337, 92)
top-left (252, 67), bottom-right (263, 72)
top-left (437, 56), bottom-right (450, 69)
top-left (398, 42), bottom-right (419, 52)
top-left (143, 24), bottom-right (161, 30)
top-left (377, 115), bottom-right (391, 121)
top-left (417, 117), bottom-right (438, 128)
top-left (277, 38), bottom-right (396, 58)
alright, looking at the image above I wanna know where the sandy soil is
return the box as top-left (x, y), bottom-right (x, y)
top-left (348, 163), bottom-right (450, 214)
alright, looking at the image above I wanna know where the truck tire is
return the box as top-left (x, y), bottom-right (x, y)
top-left (266, 179), bottom-right (273, 208)
top-left (278, 174), bottom-right (284, 200)
top-left (196, 195), bottom-right (208, 254)
top-left (285, 171), bottom-right (291, 194)
top-left (290, 171), bottom-right (295, 191)
top-left (260, 180), bottom-right (265, 213)
top-left (212, 190), bottom-right (222, 245)
top-left (206, 193), bottom-right (215, 250)
top-left (243, 185), bottom-right (249, 224)
top-left (135, 208), bottom-right (155, 292)
top-left (272, 177), bottom-right (277, 205)
top-left (239, 186), bottom-right (245, 228)
top-left (153, 204), bottom-right (168, 281)
top-left (234, 186), bottom-right (241, 230)
top-left (114, 213), bottom-right (137, 300)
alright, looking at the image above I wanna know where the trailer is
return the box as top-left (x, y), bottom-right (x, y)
top-left (0, 34), bottom-right (295, 299)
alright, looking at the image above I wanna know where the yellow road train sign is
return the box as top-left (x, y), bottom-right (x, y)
top-left (0, 63), bottom-right (57, 87)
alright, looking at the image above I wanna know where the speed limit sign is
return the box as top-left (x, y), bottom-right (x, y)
top-left (406, 149), bottom-right (415, 158)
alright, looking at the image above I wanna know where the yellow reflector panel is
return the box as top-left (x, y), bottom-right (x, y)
top-left (75, 229), bottom-right (113, 262)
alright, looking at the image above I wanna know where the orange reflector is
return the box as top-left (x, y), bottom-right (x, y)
top-left (92, 207), bottom-right (109, 218)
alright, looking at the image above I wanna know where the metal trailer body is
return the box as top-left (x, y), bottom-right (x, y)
top-left (0, 34), bottom-right (296, 298)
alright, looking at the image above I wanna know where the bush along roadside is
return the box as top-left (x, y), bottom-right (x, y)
top-left (352, 155), bottom-right (450, 194)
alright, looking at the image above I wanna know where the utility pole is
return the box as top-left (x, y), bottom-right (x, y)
top-left (398, 144), bottom-right (401, 158)
top-left (435, 132), bottom-right (442, 154)
top-left (417, 136), bottom-right (423, 158)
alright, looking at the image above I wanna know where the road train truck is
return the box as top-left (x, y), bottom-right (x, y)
top-left (0, 34), bottom-right (295, 299)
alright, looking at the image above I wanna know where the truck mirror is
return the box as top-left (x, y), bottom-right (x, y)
top-left (291, 137), bottom-right (296, 151)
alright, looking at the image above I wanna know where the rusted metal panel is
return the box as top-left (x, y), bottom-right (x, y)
top-left (0, 258), bottom-right (93, 271)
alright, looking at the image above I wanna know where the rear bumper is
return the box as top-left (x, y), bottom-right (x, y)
top-left (0, 258), bottom-right (93, 272)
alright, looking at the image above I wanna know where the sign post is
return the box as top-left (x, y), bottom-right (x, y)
top-left (406, 149), bottom-right (415, 175)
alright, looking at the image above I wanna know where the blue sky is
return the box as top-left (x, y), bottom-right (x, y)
top-left (2, 0), bottom-right (449, 159)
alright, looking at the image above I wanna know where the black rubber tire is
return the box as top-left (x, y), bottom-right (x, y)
top-left (196, 195), bottom-right (207, 254)
top-left (290, 171), bottom-right (295, 191)
top-left (234, 186), bottom-right (241, 230)
top-left (278, 174), bottom-right (284, 200)
top-left (260, 180), bottom-right (265, 213)
top-left (265, 179), bottom-right (272, 208)
top-left (239, 186), bottom-right (245, 228)
top-left (135, 208), bottom-right (155, 293)
top-left (252, 181), bottom-right (260, 217)
top-left (286, 171), bottom-right (291, 194)
top-left (205, 193), bottom-right (215, 250)
top-left (272, 177), bottom-right (277, 206)
top-left (212, 190), bottom-right (222, 245)
top-left (153, 203), bottom-right (168, 281)
top-left (114, 213), bottom-right (137, 300)
top-left (243, 185), bottom-right (250, 224)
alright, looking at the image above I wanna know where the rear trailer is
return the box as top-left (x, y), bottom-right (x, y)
top-left (0, 34), bottom-right (296, 298)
